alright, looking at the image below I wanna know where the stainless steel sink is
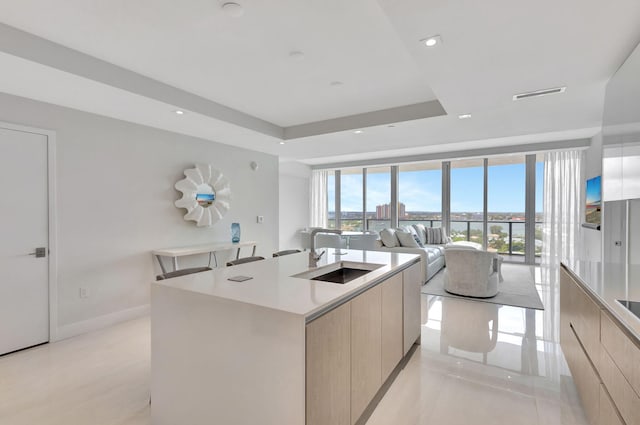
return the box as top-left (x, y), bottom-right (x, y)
top-left (292, 261), bottom-right (384, 284)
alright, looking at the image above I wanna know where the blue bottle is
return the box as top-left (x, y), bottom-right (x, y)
top-left (231, 222), bottom-right (241, 243)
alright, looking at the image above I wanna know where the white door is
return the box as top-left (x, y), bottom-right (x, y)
top-left (0, 127), bottom-right (49, 355)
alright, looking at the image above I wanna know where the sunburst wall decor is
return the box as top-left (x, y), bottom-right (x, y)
top-left (175, 164), bottom-right (231, 227)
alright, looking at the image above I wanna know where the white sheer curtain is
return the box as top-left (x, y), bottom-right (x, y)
top-left (310, 170), bottom-right (329, 228)
top-left (542, 150), bottom-right (584, 266)
top-left (541, 149), bottom-right (584, 343)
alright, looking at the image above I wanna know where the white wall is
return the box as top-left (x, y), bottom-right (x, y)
top-left (580, 132), bottom-right (603, 261)
top-left (278, 160), bottom-right (311, 250)
top-left (0, 92), bottom-right (279, 338)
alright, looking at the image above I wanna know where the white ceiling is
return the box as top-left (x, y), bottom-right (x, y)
top-left (0, 0), bottom-right (639, 165)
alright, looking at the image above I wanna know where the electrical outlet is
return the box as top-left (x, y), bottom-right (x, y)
top-left (257, 215), bottom-right (264, 224)
top-left (79, 287), bottom-right (90, 299)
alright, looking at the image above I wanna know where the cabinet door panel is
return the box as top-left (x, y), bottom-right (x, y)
top-left (381, 273), bottom-right (403, 382)
top-left (403, 262), bottom-right (422, 355)
top-left (599, 385), bottom-right (625, 425)
top-left (566, 326), bottom-right (600, 425)
top-left (306, 302), bottom-right (351, 425)
top-left (600, 346), bottom-right (640, 425)
top-left (601, 310), bottom-right (640, 397)
top-left (351, 285), bottom-right (382, 424)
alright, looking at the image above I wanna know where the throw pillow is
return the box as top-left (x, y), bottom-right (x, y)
top-left (425, 227), bottom-right (445, 244)
top-left (380, 228), bottom-right (399, 247)
top-left (412, 224), bottom-right (427, 245)
top-left (396, 230), bottom-right (420, 248)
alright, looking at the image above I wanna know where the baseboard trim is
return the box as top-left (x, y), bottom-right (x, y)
top-left (55, 304), bottom-right (150, 341)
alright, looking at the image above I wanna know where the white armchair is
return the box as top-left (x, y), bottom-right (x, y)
top-left (443, 248), bottom-right (500, 298)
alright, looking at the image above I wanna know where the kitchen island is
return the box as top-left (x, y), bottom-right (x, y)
top-left (560, 261), bottom-right (640, 425)
top-left (151, 249), bottom-right (422, 425)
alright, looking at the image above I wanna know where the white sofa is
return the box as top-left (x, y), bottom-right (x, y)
top-left (372, 239), bottom-right (445, 283)
top-left (352, 225), bottom-right (486, 284)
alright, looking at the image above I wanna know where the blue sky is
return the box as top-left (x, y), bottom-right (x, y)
top-left (329, 162), bottom-right (544, 213)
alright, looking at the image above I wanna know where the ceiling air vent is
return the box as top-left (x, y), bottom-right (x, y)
top-left (513, 86), bottom-right (566, 101)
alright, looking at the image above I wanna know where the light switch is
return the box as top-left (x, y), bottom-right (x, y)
top-left (257, 215), bottom-right (264, 224)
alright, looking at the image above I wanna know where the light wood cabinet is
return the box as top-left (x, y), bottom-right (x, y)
top-left (560, 268), bottom-right (601, 425)
top-left (599, 385), bottom-right (625, 425)
top-left (560, 265), bottom-right (640, 425)
top-left (306, 263), bottom-right (421, 425)
top-left (601, 311), bottom-right (640, 398)
top-left (306, 302), bottom-right (351, 425)
top-left (599, 345), bottom-right (640, 425)
top-left (381, 273), bottom-right (403, 382)
top-left (350, 284), bottom-right (382, 424)
top-left (402, 262), bottom-right (422, 355)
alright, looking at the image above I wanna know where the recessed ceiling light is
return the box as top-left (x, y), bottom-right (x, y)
top-left (289, 51), bottom-right (305, 61)
top-left (174, 110), bottom-right (185, 115)
top-left (354, 130), bottom-right (364, 134)
top-left (279, 141), bottom-right (285, 145)
top-left (458, 113), bottom-right (472, 119)
top-left (221, 2), bottom-right (244, 17)
top-left (421, 35), bottom-right (442, 47)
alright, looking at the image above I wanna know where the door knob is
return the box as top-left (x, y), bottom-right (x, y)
top-left (28, 247), bottom-right (47, 258)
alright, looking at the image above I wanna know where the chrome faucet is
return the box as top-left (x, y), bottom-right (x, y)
top-left (309, 228), bottom-right (343, 267)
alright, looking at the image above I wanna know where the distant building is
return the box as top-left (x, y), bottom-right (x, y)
top-left (376, 202), bottom-right (406, 219)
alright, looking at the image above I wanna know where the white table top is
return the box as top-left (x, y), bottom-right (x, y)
top-left (152, 249), bottom-right (420, 318)
top-left (152, 241), bottom-right (257, 257)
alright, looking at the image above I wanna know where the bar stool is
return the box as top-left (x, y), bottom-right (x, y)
top-left (226, 256), bottom-right (265, 266)
top-left (156, 267), bottom-right (212, 280)
top-left (272, 249), bottom-right (301, 257)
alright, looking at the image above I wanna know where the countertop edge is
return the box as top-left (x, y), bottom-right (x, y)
top-left (561, 262), bottom-right (640, 347)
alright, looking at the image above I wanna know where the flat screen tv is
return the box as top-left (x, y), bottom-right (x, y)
top-left (584, 176), bottom-right (601, 230)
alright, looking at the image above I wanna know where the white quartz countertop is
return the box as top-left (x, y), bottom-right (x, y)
top-left (562, 260), bottom-right (640, 344)
top-left (153, 249), bottom-right (420, 319)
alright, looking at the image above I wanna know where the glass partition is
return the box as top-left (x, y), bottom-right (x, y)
top-left (450, 158), bottom-right (485, 244)
top-left (487, 156), bottom-right (526, 259)
top-left (398, 162), bottom-right (442, 229)
top-left (366, 167), bottom-right (391, 231)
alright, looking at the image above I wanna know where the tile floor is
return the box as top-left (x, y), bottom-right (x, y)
top-left (0, 265), bottom-right (587, 424)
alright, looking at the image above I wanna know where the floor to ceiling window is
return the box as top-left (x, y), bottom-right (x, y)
top-left (366, 166), bottom-right (391, 232)
top-left (317, 152), bottom-right (545, 264)
top-left (450, 158), bottom-right (485, 245)
top-left (340, 168), bottom-right (364, 231)
top-left (487, 156), bottom-right (526, 261)
top-left (398, 162), bottom-right (442, 228)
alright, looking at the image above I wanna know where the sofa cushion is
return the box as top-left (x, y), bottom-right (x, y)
top-left (380, 228), bottom-right (400, 247)
top-left (396, 230), bottom-right (421, 248)
top-left (412, 224), bottom-right (427, 245)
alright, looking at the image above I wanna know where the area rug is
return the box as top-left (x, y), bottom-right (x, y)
top-left (421, 264), bottom-right (544, 310)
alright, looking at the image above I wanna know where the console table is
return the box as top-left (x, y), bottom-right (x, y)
top-left (152, 241), bottom-right (257, 273)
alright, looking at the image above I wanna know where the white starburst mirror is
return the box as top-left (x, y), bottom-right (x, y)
top-left (175, 164), bottom-right (232, 227)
